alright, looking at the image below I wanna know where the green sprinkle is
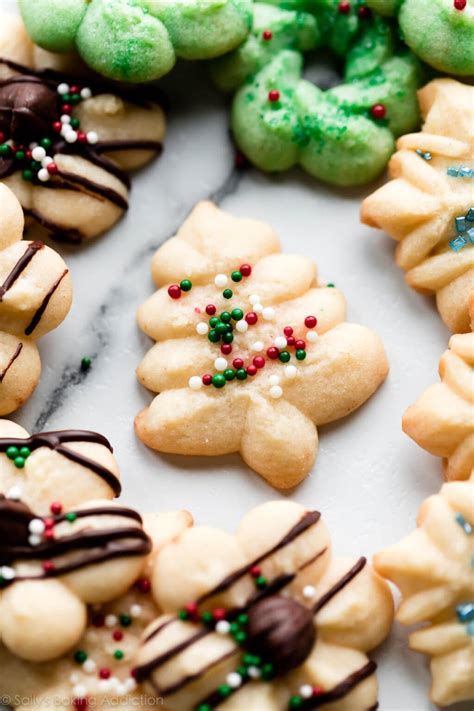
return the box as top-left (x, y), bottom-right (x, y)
top-left (22, 169), bottom-right (34, 181)
top-left (178, 610), bottom-right (189, 620)
top-left (234, 630), bottom-right (247, 643)
top-left (70, 117), bottom-right (80, 129)
top-left (230, 622), bottom-right (239, 634)
top-left (236, 369), bottom-right (247, 380)
top-left (113, 649), bottom-right (124, 660)
top-left (70, 93), bottom-right (81, 104)
top-left (0, 144), bottom-right (12, 157)
top-left (74, 650), bottom-right (87, 664)
top-left (237, 613), bottom-right (248, 624)
top-left (231, 308), bottom-right (244, 321)
top-left (215, 322), bottom-right (227, 335)
top-left (223, 289), bottom-right (233, 299)
top-left (223, 332), bottom-right (234, 344)
top-left (209, 317), bottom-right (219, 328)
top-left (218, 685), bottom-right (232, 698)
top-left (15, 150), bottom-right (25, 161)
top-left (6, 446), bottom-right (19, 460)
top-left (261, 662), bottom-right (274, 680)
top-left (289, 696), bottom-right (303, 709)
top-left (40, 138), bottom-right (52, 149)
top-left (279, 351), bottom-right (291, 363)
top-left (231, 271), bottom-right (243, 282)
top-left (295, 349), bottom-right (306, 361)
top-left (255, 575), bottom-right (267, 589)
top-left (220, 311), bottom-right (232, 323)
top-left (180, 279), bottom-right (192, 292)
top-left (197, 706), bottom-right (212, 711)
top-left (14, 457), bottom-right (25, 469)
top-left (208, 329), bottom-right (220, 343)
top-left (327, 282), bottom-right (335, 288)
top-left (224, 368), bottom-right (235, 381)
top-left (212, 374), bottom-right (226, 389)
top-left (30, 160), bottom-right (41, 171)
top-left (62, 93), bottom-right (71, 101)
top-left (201, 611), bottom-right (214, 625)
top-left (65, 512), bottom-right (77, 523)
top-left (237, 665), bottom-right (248, 678)
top-left (19, 447), bottom-right (31, 458)
top-left (119, 614), bottom-right (132, 627)
top-left (80, 356), bottom-right (92, 371)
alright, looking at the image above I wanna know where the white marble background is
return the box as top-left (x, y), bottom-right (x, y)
top-left (3, 3), bottom-right (470, 708)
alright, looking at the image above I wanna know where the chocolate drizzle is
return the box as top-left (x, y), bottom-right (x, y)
top-left (0, 57), bottom-right (164, 242)
top-left (0, 497), bottom-right (151, 586)
top-left (312, 557), bottom-right (367, 614)
top-left (0, 241), bottom-right (43, 301)
top-left (24, 268), bottom-right (68, 335)
top-left (0, 341), bottom-right (22, 382)
top-left (300, 661), bottom-right (377, 709)
top-left (0, 429), bottom-right (121, 496)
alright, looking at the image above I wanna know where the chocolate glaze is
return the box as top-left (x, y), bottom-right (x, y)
top-left (0, 341), bottom-right (22, 382)
top-left (312, 557), bottom-right (367, 614)
top-left (0, 241), bottom-right (43, 301)
top-left (24, 267), bottom-right (68, 335)
top-left (0, 498), bottom-right (151, 586)
top-left (0, 58), bottom-right (164, 242)
top-left (0, 429), bottom-right (121, 496)
top-left (300, 661), bottom-right (377, 709)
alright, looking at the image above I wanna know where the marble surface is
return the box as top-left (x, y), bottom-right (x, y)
top-left (4, 7), bottom-right (470, 709)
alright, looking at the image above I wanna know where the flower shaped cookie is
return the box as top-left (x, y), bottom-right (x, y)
top-left (0, 183), bottom-right (72, 415)
top-left (135, 500), bottom-right (394, 710)
top-left (0, 508), bottom-right (192, 708)
top-left (0, 13), bottom-right (165, 243)
top-left (374, 477), bottom-right (474, 706)
top-left (0, 419), bottom-right (121, 513)
top-left (136, 201), bottom-right (389, 489)
top-left (403, 329), bottom-right (474, 482)
top-left (361, 78), bottom-right (474, 333)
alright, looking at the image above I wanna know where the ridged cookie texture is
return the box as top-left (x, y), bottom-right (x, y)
top-left (0, 13), bottom-right (165, 243)
top-left (0, 504), bottom-right (192, 707)
top-left (136, 201), bottom-right (389, 489)
top-left (375, 477), bottom-right (474, 706)
top-left (0, 184), bottom-right (72, 415)
top-left (361, 79), bottom-right (474, 333)
top-left (135, 500), bottom-right (394, 710)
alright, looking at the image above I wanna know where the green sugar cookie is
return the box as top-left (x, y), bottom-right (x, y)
top-left (19, 0), bottom-right (253, 82)
top-left (367, 0), bottom-right (474, 76)
top-left (211, 0), bottom-right (423, 187)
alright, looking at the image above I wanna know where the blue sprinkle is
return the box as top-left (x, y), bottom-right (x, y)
top-left (455, 512), bottom-right (473, 534)
top-left (460, 166), bottom-right (471, 177)
top-left (416, 148), bottom-right (431, 161)
top-left (456, 216), bottom-right (467, 232)
top-left (447, 167), bottom-right (459, 177)
top-left (456, 603), bottom-right (474, 623)
top-left (468, 620), bottom-right (474, 637)
top-left (466, 207), bottom-right (474, 222)
top-left (450, 236), bottom-right (468, 252)
top-left (467, 227), bottom-right (474, 244)
top-left (447, 166), bottom-right (474, 178)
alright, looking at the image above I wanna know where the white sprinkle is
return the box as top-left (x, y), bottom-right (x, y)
top-left (262, 307), bottom-right (275, 320)
top-left (83, 659), bottom-right (96, 674)
top-left (41, 156), bottom-right (54, 168)
top-left (28, 534), bottom-right (42, 546)
top-left (72, 684), bottom-right (87, 697)
top-left (306, 330), bottom-right (318, 343)
top-left (236, 320), bottom-right (248, 333)
top-left (0, 566), bottom-right (15, 580)
top-left (214, 274), bottom-right (228, 288)
top-left (269, 374), bottom-right (280, 386)
top-left (69, 673), bottom-right (80, 684)
top-left (60, 125), bottom-right (73, 137)
top-left (80, 87), bottom-right (92, 99)
top-left (130, 604), bottom-right (142, 618)
top-left (65, 130), bottom-right (78, 144)
top-left (29, 519), bottom-right (45, 535)
top-left (123, 678), bottom-right (137, 693)
top-left (37, 168), bottom-right (50, 182)
top-left (32, 146), bottom-right (46, 162)
top-left (274, 336), bottom-right (287, 349)
top-left (60, 114), bottom-right (71, 124)
top-left (300, 684), bottom-right (313, 698)
top-left (87, 130), bottom-right (99, 145)
top-left (6, 486), bottom-right (22, 500)
top-left (57, 82), bottom-right (70, 94)
top-left (249, 294), bottom-right (260, 305)
top-left (189, 376), bottom-right (202, 390)
top-left (253, 303), bottom-right (264, 314)
top-left (284, 365), bottom-right (297, 379)
top-left (303, 585), bottom-right (316, 599)
top-left (247, 666), bottom-right (261, 679)
top-left (115, 683), bottom-right (128, 695)
top-left (215, 620), bottom-right (230, 634)
top-left (270, 385), bottom-right (283, 399)
top-left (29, 142), bottom-right (38, 150)
top-left (98, 679), bottom-right (113, 692)
top-left (214, 357), bottom-right (228, 371)
top-left (251, 341), bottom-right (264, 352)
top-left (196, 322), bottom-right (209, 336)
top-left (105, 614), bottom-right (117, 628)
top-left (226, 672), bottom-right (242, 688)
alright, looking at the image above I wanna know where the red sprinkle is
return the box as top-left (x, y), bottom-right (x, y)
top-left (247, 365), bottom-right (257, 376)
top-left (371, 103), bottom-right (386, 119)
top-left (61, 104), bottom-right (72, 114)
top-left (304, 315), bottom-right (317, 329)
top-left (221, 343), bottom-right (233, 355)
top-left (73, 699), bottom-right (88, 710)
top-left (43, 561), bottom-right (54, 574)
top-left (70, 85), bottom-right (80, 94)
top-left (50, 502), bottom-right (62, 515)
top-left (312, 686), bottom-right (324, 697)
top-left (136, 577), bottom-right (151, 594)
top-left (91, 613), bottom-right (105, 627)
top-left (253, 356), bottom-right (265, 369)
top-left (233, 358), bottom-right (244, 369)
top-left (267, 347), bottom-right (279, 360)
top-left (240, 264), bottom-right (252, 277)
top-left (185, 602), bottom-right (198, 616)
top-left (52, 121), bottom-right (62, 133)
top-left (262, 29), bottom-right (273, 40)
top-left (44, 518), bottom-right (54, 529)
top-left (113, 630), bottom-right (123, 641)
top-left (268, 89), bottom-right (280, 103)
top-left (283, 326), bottom-right (294, 337)
top-left (99, 668), bottom-right (111, 680)
top-left (168, 284), bottom-right (181, 299)
top-left (250, 565), bottom-right (261, 577)
top-left (454, 0), bottom-right (466, 7)
top-left (202, 374), bottom-right (213, 386)
top-left (295, 339), bottom-right (306, 350)
top-left (358, 5), bottom-right (371, 18)
top-left (47, 162), bottom-right (58, 175)
top-left (206, 304), bottom-right (217, 315)
top-left (25, 149), bottom-right (33, 160)
top-left (44, 529), bottom-right (55, 540)
top-left (0, 131), bottom-right (4, 143)
top-left (77, 130), bottom-right (87, 143)
top-left (213, 608), bottom-right (227, 620)
top-left (338, 0), bottom-right (351, 12)
top-left (245, 312), bottom-right (258, 325)
top-left (286, 336), bottom-right (296, 347)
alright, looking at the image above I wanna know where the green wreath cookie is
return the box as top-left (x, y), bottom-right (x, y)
top-left (367, 0), bottom-right (474, 75)
top-left (211, 0), bottom-right (423, 186)
top-left (18, 0), bottom-right (252, 83)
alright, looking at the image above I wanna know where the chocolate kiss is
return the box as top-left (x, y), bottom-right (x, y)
top-left (0, 495), bottom-right (35, 564)
top-left (0, 78), bottom-right (58, 141)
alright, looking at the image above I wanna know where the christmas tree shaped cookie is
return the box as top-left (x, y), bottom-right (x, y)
top-left (136, 202), bottom-right (389, 489)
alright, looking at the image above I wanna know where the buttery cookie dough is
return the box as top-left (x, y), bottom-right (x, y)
top-left (0, 183), bottom-right (72, 415)
top-left (0, 508), bottom-right (192, 709)
top-left (136, 201), bottom-right (389, 489)
top-left (361, 79), bottom-right (474, 333)
top-left (375, 477), bottom-right (474, 706)
top-left (136, 500), bottom-right (394, 710)
top-left (0, 13), bottom-right (165, 243)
